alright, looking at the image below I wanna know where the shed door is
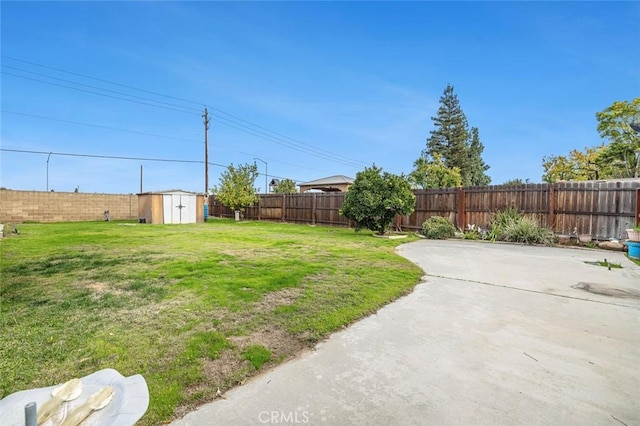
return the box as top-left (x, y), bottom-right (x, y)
top-left (163, 195), bottom-right (178, 224)
top-left (163, 194), bottom-right (196, 224)
top-left (178, 195), bottom-right (196, 224)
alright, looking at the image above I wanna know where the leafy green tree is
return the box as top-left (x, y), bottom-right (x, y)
top-left (340, 165), bottom-right (415, 235)
top-left (596, 98), bottom-right (640, 177)
top-left (541, 99), bottom-right (639, 181)
top-left (409, 154), bottom-right (462, 189)
top-left (423, 84), bottom-right (490, 186)
top-left (542, 146), bottom-right (606, 182)
top-left (213, 163), bottom-right (259, 219)
top-left (467, 127), bottom-right (491, 185)
top-left (542, 154), bottom-right (573, 182)
top-left (272, 178), bottom-right (297, 194)
top-left (573, 146), bottom-right (609, 179)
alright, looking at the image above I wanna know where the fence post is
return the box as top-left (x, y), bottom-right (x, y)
top-left (548, 183), bottom-right (556, 230)
top-left (615, 182), bottom-right (621, 234)
top-left (282, 194), bottom-right (286, 221)
top-left (636, 188), bottom-right (640, 227)
top-left (394, 215), bottom-right (403, 232)
top-left (456, 187), bottom-right (466, 230)
top-left (312, 193), bottom-right (317, 225)
top-left (257, 194), bottom-right (262, 221)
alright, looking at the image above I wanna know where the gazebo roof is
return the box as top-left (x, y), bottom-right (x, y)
top-left (299, 175), bottom-right (354, 186)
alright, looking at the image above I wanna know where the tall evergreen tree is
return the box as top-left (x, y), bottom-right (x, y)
top-left (421, 84), bottom-right (491, 186)
top-left (468, 127), bottom-right (491, 185)
top-left (425, 84), bottom-right (470, 182)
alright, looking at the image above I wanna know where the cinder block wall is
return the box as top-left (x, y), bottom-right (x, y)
top-left (0, 190), bottom-right (138, 223)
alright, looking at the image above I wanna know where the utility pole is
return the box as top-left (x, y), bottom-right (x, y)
top-left (46, 152), bottom-right (52, 191)
top-left (203, 107), bottom-right (210, 195)
top-left (253, 158), bottom-right (267, 193)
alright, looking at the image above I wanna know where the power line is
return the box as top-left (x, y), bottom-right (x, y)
top-left (1, 148), bottom-right (207, 164)
top-left (2, 72), bottom-right (200, 116)
top-left (4, 70), bottom-right (364, 167)
top-left (2, 65), bottom-right (202, 113)
top-left (2, 110), bottom-right (201, 144)
top-left (3, 54), bottom-right (356, 164)
top-left (1, 110), bottom-right (333, 174)
top-left (2, 71), bottom-right (364, 167)
top-left (0, 148), bottom-right (301, 182)
top-left (208, 114), bottom-right (366, 167)
top-left (2, 56), bottom-right (374, 169)
top-left (2, 55), bottom-right (203, 107)
top-left (205, 105), bottom-right (369, 166)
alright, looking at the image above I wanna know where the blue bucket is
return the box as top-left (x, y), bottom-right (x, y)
top-left (627, 241), bottom-right (640, 260)
top-left (204, 204), bottom-right (209, 221)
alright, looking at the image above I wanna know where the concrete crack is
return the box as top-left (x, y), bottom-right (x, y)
top-left (425, 274), bottom-right (640, 310)
top-left (611, 414), bottom-right (629, 426)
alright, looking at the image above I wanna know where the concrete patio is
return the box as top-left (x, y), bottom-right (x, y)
top-left (172, 240), bottom-right (640, 426)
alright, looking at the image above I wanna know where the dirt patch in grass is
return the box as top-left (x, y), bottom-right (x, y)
top-left (175, 324), bottom-right (309, 417)
top-left (230, 326), bottom-right (308, 357)
top-left (253, 287), bottom-right (304, 311)
top-left (218, 248), bottom-right (261, 259)
top-left (175, 350), bottom-right (248, 418)
top-left (88, 296), bottom-right (200, 342)
top-left (79, 280), bottom-right (130, 296)
top-left (302, 271), bottom-right (332, 284)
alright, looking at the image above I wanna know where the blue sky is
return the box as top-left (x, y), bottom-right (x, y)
top-left (1, 1), bottom-right (639, 194)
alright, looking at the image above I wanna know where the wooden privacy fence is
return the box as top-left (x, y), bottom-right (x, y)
top-left (210, 193), bottom-right (349, 226)
top-left (209, 180), bottom-right (640, 240)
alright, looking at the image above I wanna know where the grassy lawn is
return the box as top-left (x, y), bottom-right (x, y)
top-left (0, 220), bottom-right (422, 424)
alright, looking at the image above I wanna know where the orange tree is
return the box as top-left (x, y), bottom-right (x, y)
top-left (340, 165), bottom-right (415, 235)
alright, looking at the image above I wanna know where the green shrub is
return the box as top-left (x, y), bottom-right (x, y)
top-left (462, 226), bottom-right (482, 240)
top-left (421, 216), bottom-right (456, 239)
top-left (490, 207), bottom-right (521, 231)
top-left (461, 230), bottom-right (480, 240)
top-left (489, 208), bottom-right (556, 246)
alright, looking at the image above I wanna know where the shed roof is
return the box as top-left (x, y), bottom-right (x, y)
top-left (137, 189), bottom-right (199, 195)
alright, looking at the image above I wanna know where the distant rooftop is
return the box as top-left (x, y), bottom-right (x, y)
top-left (298, 175), bottom-right (354, 193)
top-left (299, 175), bottom-right (354, 186)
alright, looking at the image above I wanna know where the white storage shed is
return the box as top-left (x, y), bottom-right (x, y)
top-left (137, 190), bottom-right (204, 224)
